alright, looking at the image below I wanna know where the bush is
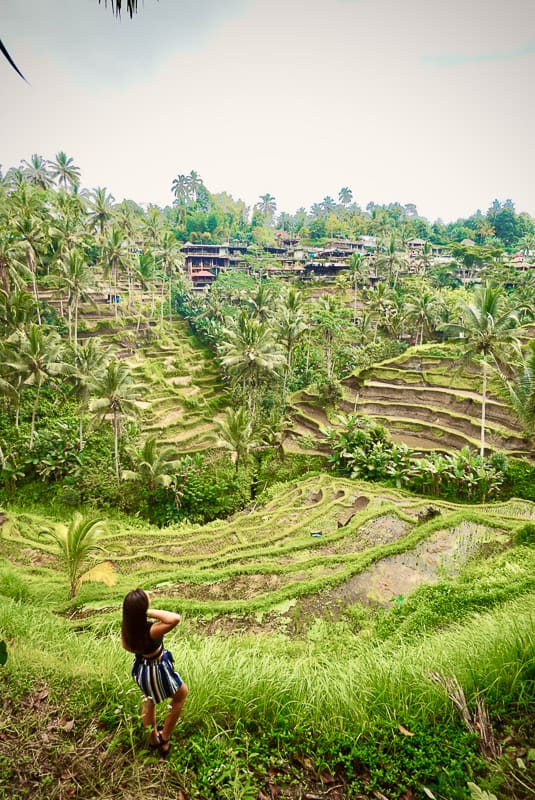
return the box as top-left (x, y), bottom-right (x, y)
top-left (513, 523), bottom-right (535, 547)
top-left (501, 458), bottom-right (535, 502)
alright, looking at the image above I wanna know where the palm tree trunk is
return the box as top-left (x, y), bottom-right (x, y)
top-left (30, 382), bottom-right (41, 449)
top-left (113, 410), bottom-right (120, 481)
top-left (480, 360), bottom-right (487, 458)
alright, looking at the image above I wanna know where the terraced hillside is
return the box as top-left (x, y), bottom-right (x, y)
top-left (125, 324), bottom-right (226, 452)
top-left (291, 343), bottom-right (534, 459)
top-left (41, 282), bottom-right (228, 454)
top-left (4, 475), bottom-right (533, 631)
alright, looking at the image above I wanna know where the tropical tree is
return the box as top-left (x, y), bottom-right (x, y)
top-left (255, 193), bottom-right (277, 224)
top-left (88, 187), bottom-right (115, 235)
top-left (5, 324), bottom-right (69, 448)
top-left (66, 337), bottom-right (110, 449)
top-left (347, 252), bottom-right (367, 324)
top-left (374, 235), bottom-right (409, 286)
top-left (20, 154), bottom-right (54, 190)
top-left (338, 187), bottom-right (353, 206)
top-left (504, 339), bottom-right (535, 439)
top-left (171, 174), bottom-right (191, 228)
top-left (89, 360), bottom-right (144, 480)
top-left (443, 282), bottom-right (521, 456)
top-left (57, 248), bottom-right (95, 346)
top-left (156, 230), bottom-right (182, 325)
top-left (404, 286), bottom-right (445, 346)
top-left (219, 311), bottom-right (284, 416)
top-left (213, 405), bottom-right (256, 474)
top-left (122, 435), bottom-right (182, 491)
top-left (99, 227), bottom-right (131, 317)
top-left (49, 151), bottom-right (81, 192)
top-left (40, 513), bottom-right (111, 599)
top-left (274, 286), bottom-right (308, 395)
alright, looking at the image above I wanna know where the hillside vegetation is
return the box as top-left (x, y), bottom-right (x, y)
top-left (1, 475), bottom-right (534, 800)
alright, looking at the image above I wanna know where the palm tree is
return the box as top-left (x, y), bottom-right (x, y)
top-left (99, 227), bottom-right (131, 317)
top-left (49, 152), bottom-right (81, 192)
top-left (88, 187), bottom-right (115, 235)
top-left (213, 406), bottom-right (256, 474)
top-left (0, 224), bottom-right (31, 294)
top-left (20, 154), bottom-right (54, 190)
top-left (57, 248), bottom-right (95, 346)
top-left (404, 287), bottom-right (445, 346)
top-left (244, 283), bottom-right (274, 323)
top-left (0, 288), bottom-right (37, 337)
top-left (156, 231), bottom-right (182, 325)
top-left (338, 187), bottom-right (353, 206)
top-left (311, 295), bottom-right (346, 378)
top-left (274, 287), bottom-right (307, 395)
top-left (219, 311), bottom-right (284, 416)
top-left (171, 174), bottom-right (190, 228)
top-left (347, 252), bottom-right (367, 324)
top-left (11, 182), bottom-right (50, 322)
top-left (66, 337), bottom-right (110, 450)
top-left (5, 323), bottom-right (69, 448)
top-left (89, 360), bottom-right (144, 480)
top-left (375, 235), bottom-right (409, 286)
top-left (41, 513), bottom-right (109, 599)
top-left (443, 282), bottom-right (521, 457)
top-left (255, 193), bottom-right (277, 224)
top-left (122, 435), bottom-right (182, 491)
top-left (505, 339), bottom-right (535, 439)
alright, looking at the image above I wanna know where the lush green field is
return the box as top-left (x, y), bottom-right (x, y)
top-left (1, 476), bottom-right (534, 800)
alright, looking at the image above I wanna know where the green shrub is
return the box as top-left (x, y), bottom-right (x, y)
top-left (513, 523), bottom-right (535, 547)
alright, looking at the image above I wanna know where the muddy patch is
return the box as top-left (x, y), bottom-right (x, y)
top-left (329, 520), bottom-right (510, 606)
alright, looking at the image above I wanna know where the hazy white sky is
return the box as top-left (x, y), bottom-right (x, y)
top-left (2, 0), bottom-right (534, 222)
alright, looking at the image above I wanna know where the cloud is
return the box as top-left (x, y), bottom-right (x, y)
top-left (423, 41), bottom-right (535, 68)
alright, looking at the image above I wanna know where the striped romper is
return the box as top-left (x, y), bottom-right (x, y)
top-left (131, 622), bottom-right (183, 704)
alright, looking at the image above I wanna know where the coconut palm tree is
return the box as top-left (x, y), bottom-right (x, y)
top-left (5, 323), bottom-right (70, 448)
top-left (40, 513), bottom-right (110, 599)
top-left (56, 248), bottom-right (96, 346)
top-left (375, 235), bottom-right (409, 287)
top-left (122, 435), bottom-right (182, 491)
top-left (213, 406), bottom-right (256, 474)
top-left (20, 154), bottom-right (54, 190)
top-left (338, 187), bottom-right (353, 206)
top-left (443, 282), bottom-right (521, 457)
top-left (49, 152), bottom-right (81, 192)
top-left (504, 339), bottom-right (535, 439)
top-left (88, 187), bottom-right (115, 235)
top-left (274, 287), bottom-right (308, 395)
top-left (99, 227), bottom-right (131, 317)
top-left (89, 360), bottom-right (144, 480)
top-left (347, 252), bottom-right (367, 324)
top-left (156, 230), bottom-right (182, 325)
top-left (404, 287), bottom-right (445, 346)
top-left (66, 337), bottom-right (110, 450)
top-left (219, 311), bottom-right (284, 416)
top-left (255, 193), bottom-right (277, 224)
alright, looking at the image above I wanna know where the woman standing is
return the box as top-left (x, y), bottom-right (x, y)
top-left (121, 588), bottom-right (188, 757)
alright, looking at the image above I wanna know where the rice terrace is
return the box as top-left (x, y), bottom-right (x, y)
top-left (1, 6), bottom-right (535, 793)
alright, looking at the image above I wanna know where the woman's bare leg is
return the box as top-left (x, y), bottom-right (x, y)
top-left (141, 698), bottom-right (157, 741)
top-left (160, 683), bottom-right (188, 751)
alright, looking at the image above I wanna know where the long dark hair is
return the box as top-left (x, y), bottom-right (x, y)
top-left (121, 588), bottom-right (149, 653)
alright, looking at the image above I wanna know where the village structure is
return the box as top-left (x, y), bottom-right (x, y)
top-left (180, 235), bottom-right (533, 291)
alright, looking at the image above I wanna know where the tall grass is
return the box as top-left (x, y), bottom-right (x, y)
top-left (2, 593), bottom-right (533, 739)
